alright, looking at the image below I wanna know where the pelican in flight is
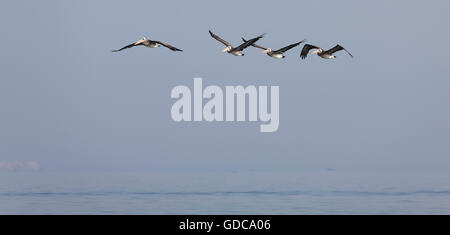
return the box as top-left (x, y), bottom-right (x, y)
top-left (112, 37), bottom-right (182, 52)
top-left (209, 30), bottom-right (264, 56)
top-left (300, 44), bottom-right (353, 59)
top-left (242, 38), bottom-right (306, 59)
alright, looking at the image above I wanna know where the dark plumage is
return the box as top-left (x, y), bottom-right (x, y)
top-left (300, 44), bottom-right (321, 59)
top-left (300, 43), bottom-right (353, 59)
top-left (112, 37), bottom-right (182, 52)
top-left (209, 30), bottom-right (265, 56)
top-left (242, 38), bottom-right (305, 59)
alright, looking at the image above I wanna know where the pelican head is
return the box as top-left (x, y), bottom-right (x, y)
top-left (136, 37), bottom-right (148, 44)
top-left (261, 48), bottom-right (272, 54)
top-left (310, 49), bottom-right (323, 55)
top-left (221, 46), bottom-right (232, 53)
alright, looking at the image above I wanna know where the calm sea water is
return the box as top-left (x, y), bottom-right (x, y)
top-left (1, 169), bottom-right (450, 214)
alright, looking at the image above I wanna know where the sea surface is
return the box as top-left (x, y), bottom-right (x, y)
top-left (1, 169), bottom-right (450, 214)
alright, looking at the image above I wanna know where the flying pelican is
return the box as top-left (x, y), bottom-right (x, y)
top-left (300, 44), bottom-right (353, 59)
top-left (112, 37), bottom-right (182, 52)
top-left (242, 38), bottom-right (306, 59)
top-left (209, 30), bottom-right (264, 56)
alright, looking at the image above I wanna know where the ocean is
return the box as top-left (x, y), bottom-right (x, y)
top-left (1, 169), bottom-right (449, 214)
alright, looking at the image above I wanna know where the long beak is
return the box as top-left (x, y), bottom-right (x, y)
top-left (261, 49), bottom-right (271, 54)
top-left (221, 48), bottom-right (228, 52)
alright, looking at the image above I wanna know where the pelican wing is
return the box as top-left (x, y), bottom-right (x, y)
top-left (300, 44), bottom-right (321, 59)
top-left (112, 42), bottom-right (141, 52)
top-left (233, 34), bottom-right (265, 52)
top-left (325, 45), bottom-right (353, 58)
top-left (153, 40), bottom-right (183, 51)
top-left (209, 30), bottom-right (232, 47)
top-left (242, 37), bottom-right (267, 50)
top-left (275, 40), bottom-right (305, 53)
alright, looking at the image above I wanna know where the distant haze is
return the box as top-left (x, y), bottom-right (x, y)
top-left (0, 161), bottom-right (40, 171)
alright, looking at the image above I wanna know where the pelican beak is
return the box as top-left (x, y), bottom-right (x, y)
top-left (260, 49), bottom-right (269, 54)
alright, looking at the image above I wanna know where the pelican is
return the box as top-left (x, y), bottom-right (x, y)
top-left (300, 44), bottom-right (353, 59)
top-left (242, 38), bottom-right (305, 59)
top-left (112, 37), bottom-right (182, 52)
top-left (209, 30), bottom-right (264, 56)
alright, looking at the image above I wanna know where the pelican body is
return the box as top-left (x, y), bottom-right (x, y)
top-left (113, 37), bottom-right (183, 52)
top-left (242, 38), bottom-right (305, 59)
top-left (300, 44), bottom-right (353, 59)
top-left (209, 30), bottom-right (264, 56)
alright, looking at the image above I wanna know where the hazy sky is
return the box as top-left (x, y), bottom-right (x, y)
top-left (0, 0), bottom-right (449, 172)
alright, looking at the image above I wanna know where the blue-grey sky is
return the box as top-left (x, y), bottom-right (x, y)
top-left (1, 0), bottom-right (449, 172)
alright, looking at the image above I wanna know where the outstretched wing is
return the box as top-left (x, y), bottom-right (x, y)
top-left (300, 44), bottom-right (320, 59)
top-left (153, 40), bottom-right (183, 51)
top-left (234, 33), bottom-right (265, 51)
top-left (242, 37), bottom-right (267, 50)
top-left (209, 30), bottom-right (232, 47)
top-left (112, 41), bottom-right (141, 52)
top-left (275, 39), bottom-right (306, 53)
top-left (325, 45), bottom-right (353, 58)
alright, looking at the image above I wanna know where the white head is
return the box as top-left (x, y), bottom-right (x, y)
top-left (221, 46), bottom-right (232, 53)
top-left (261, 48), bottom-right (272, 54)
top-left (136, 37), bottom-right (148, 44)
top-left (310, 48), bottom-right (323, 55)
